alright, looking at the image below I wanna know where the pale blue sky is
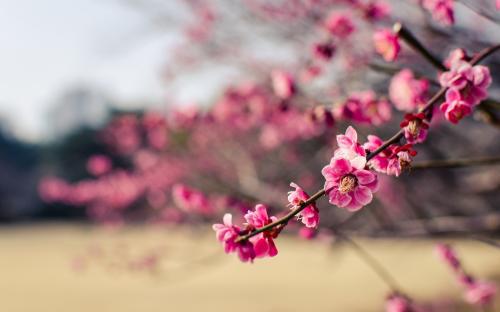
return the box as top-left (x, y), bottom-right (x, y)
top-left (0, 0), bottom-right (182, 141)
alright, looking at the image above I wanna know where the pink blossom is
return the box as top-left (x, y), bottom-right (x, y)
top-left (386, 294), bottom-right (413, 312)
top-left (386, 145), bottom-right (417, 177)
top-left (324, 11), bottom-right (355, 38)
top-left (465, 281), bottom-right (497, 306)
top-left (444, 48), bottom-right (468, 69)
top-left (244, 204), bottom-right (279, 258)
top-left (435, 243), bottom-right (461, 272)
top-left (143, 112), bottom-right (169, 150)
top-left (362, 1), bottom-right (391, 21)
top-left (298, 227), bottom-right (317, 240)
top-left (86, 155), bottom-right (112, 176)
top-left (271, 70), bottom-right (296, 99)
top-left (335, 91), bottom-right (392, 125)
top-left (364, 138), bottom-right (416, 176)
top-left (439, 61), bottom-right (492, 106)
top-left (334, 126), bottom-right (367, 169)
top-left (288, 182), bottom-right (319, 228)
top-left (309, 106), bottom-right (335, 128)
top-left (389, 69), bottom-right (429, 112)
top-left (373, 29), bottom-right (400, 62)
top-left (440, 88), bottom-right (473, 124)
top-left (400, 113), bottom-right (429, 144)
top-left (364, 135), bottom-right (390, 173)
top-left (322, 156), bottom-right (378, 211)
top-left (212, 213), bottom-right (256, 262)
top-left (172, 184), bottom-right (213, 215)
top-left (422, 0), bottom-right (454, 26)
top-left (312, 42), bottom-right (336, 61)
top-left (497, 0), bottom-right (500, 10)
top-left (39, 177), bottom-right (70, 202)
top-left (300, 65), bottom-right (322, 82)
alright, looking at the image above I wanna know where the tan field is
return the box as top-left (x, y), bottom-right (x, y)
top-left (0, 224), bottom-right (499, 312)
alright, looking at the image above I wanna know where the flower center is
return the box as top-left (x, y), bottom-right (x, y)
top-left (399, 158), bottom-right (411, 171)
top-left (407, 120), bottom-right (421, 137)
top-left (339, 174), bottom-right (358, 194)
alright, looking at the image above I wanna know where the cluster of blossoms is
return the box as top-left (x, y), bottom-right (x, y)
top-left (212, 205), bottom-right (279, 262)
top-left (334, 91), bottom-right (392, 126)
top-left (422, 0), bottom-right (454, 26)
top-left (439, 50), bottom-right (492, 123)
top-left (389, 69), bottom-right (430, 112)
top-left (322, 127), bottom-right (379, 211)
top-left (364, 136), bottom-right (418, 177)
top-left (436, 243), bottom-right (497, 307)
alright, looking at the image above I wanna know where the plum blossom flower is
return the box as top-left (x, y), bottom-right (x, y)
top-left (322, 156), bottom-right (378, 211)
top-left (244, 204), bottom-right (279, 258)
top-left (465, 281), bottom-right (497, 306)
top-left (213, 214), bottom-right (256, 262)
top-left (422, 0), bottom-right (454, 26)
top-left (435, 243), bottom-right (461, 271)
top-left (400, 113), bottom-right (429, 144)
top-left (213, 204), bottom-right (280, 262)
top-left (361, 1), bottom-right (391, 21)
top-left (435, 243), bottom-right (498, 307)
top-left (497, 0), bottom-right (500, 10)
top-left (364, 137), bottom-right (416, 176)
top-left (334, 126), bottom-right (367, 169)
top-left (288, 182), bottom-right (319, 228)
top-left (298, 227), bottom-right (318, 240)
top-left (385, 294), bottom-right (413, 312)
top-left (271, 70), bottom-right (296, 99)
top-left (440, 88), bottom-right (473, 124)
top-left (172, 184), bottom-right (213, 215)
top-left (324, 11), bottom-right (355, 38)
top-left (334, 91), bottom-right (392, 126)
top-left (363, 135), bottom-right (390, 173)
top-left (439, 60), bottom-right (492, 106)
top-left (86, 155), bottom-right (112, 176)
top-left (444, 48), bottom-right (468, 69)
top-left (312, 42), bottom-right (336, 61)
top-left (386, 144), bottom-right (417, 177)
top-left (309, 106), bottom-right (335, 128)
top-left (373, 29), bottom-right (400, 62)
top-left (389, 69), bottom-right (429, 112)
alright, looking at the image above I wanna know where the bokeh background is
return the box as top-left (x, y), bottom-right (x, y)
top-left (1, 0), bottom-right (500, 311)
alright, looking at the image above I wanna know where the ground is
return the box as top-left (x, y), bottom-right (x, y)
top-left (0, 224), bottom-right (499, 312)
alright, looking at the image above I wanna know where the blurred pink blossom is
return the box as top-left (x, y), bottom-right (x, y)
top-left (374, 29), bottom-right (400, 62)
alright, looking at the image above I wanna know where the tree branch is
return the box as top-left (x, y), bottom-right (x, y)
top-left (235, 41), bottom-right (500, 243)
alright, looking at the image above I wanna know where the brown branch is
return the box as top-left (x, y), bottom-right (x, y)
top-left (234, 189), bottom-right (326, 243)
top-left (394, 22), bottom-right (446, 71)
top-left (235, 42), bottom-right (500, 243)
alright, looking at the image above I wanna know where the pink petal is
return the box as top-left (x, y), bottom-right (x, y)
top-left (253, 237), bottom-right (269, 258)
top-left (354, 169), bottom-right (376, 185)
top-left (223, 213), bottom-right (232, 226)
top-left (345, 126), bottom-right (358, 142)
top-left (354, 185), bottom-right (373, 205)
top-left (330, 190), bottom-right (352, 207)
top-left (351, 155), bottom-right (367, 170)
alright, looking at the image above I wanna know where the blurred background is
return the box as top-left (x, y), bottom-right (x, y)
top-left (1, 0), bottom-right (500, 311)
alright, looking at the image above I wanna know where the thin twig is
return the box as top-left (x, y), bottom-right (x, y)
top-left (338, 233), bottom-right (402, 292)
top-left (234, 189), bottom-right (325, 243)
